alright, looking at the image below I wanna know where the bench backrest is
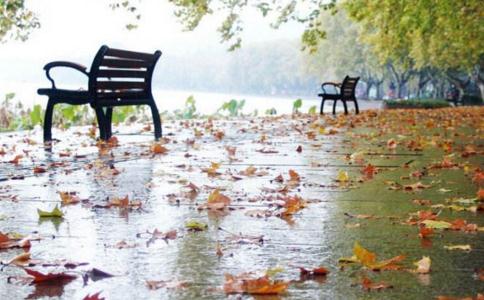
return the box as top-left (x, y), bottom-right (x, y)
top-left (341, 76), bottom-right (360, 100)
top-left (88, 45), bottom-right (162, 106)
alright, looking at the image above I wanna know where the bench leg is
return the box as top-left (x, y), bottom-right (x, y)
top-left (332, 100), bottom-right (337, 115)
top-left (149, 102), bottom-right (162, 140)
top-left (105, 107), bottom-right (113, 140)
top-left (43, 99), bottom-right (55, 142)
top-left (320, 98), bottom-right (325, 115)
top-left (95, 108), bottom-right (107, 141)
top-left (342, 100), bottom-right (348, 115)
top-left (354, 100), bottom-right (359, 114)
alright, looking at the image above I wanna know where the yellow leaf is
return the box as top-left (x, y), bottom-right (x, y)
top-left (185, 220), bottom-right (208, 231)
top-left (444, 245), bottom-right (472, 251)
top-left (353, 241), bottom-right (376, 267)
top-left (337, 170), bottom-right (349, 182)
top-left (421, 220), bottom-right (452, 229)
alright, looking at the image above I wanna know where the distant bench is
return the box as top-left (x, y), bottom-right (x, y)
top-left (38, 45), bottom-right (162, 142)
top-left (318, 76), bottom-right (360, 115)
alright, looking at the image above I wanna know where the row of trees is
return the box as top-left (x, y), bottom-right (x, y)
top-left (158, 0), bottom-right (484, 101)
top-left (2, 1), bottom-right (483, 101)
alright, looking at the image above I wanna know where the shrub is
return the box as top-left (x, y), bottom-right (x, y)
top-left (383, 99), bottom-right (451, 109)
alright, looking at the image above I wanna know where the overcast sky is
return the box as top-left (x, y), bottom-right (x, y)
top-left (0, 0), bottom-right (308, 107)
top-left (0, 0), bottom-right (303, 64)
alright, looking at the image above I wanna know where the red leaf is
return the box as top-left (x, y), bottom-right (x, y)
top-left (25, 268), bottom-right (76, 283)
top-left (83, 291), bottom-right (105, 300)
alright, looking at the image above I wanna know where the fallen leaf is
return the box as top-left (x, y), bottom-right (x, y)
top-left (299, 266), bottom-right (329, 278)
top-left (421, 220), bottom-right (452, 229)
top-left (288, 169), bottom-right (300, 183)
top-left (25, 268), bottom-right (76, 283)
top-left (361, 276), bottom-right (393, 291)
top-left (444, 245), bottom-right (472, 251)
top-left (108, 196), bottom-right (142, 209)
top-left (361, 164), bottom-right (377, 179)
top-left (336, 170), bottom-right (349, 182)
top-left (387, 138), bottom-right (397, 149)
top-left (404, 182), bottom-right (431, 191)
top-left (146, 279), bottom-right (189, 290)
top-left (5, 252), bottom-right (31, 266)
top-left (9, 154), bottom-right (23, 164)
top-left (414, 256), bottom-right (431, 274)
top-left (59, 192), bottom-right (80, 205)
top-left (33, 166), bottom-right (47, 174)
top-left (151, 143), bottom-right (168, 154)
top-left (37, 205), bottom-right (64, 218)
top-left (223, 273), bottom-right (288, 295)
top-left (83, 291), bottom-right (105, 300)
top-left (339, 242), bottom-right (405, 270)
top-left (418, 227), bottom-right (434, 239)
top-left (0, 232), bottom-right (31, 249)
top-left (200, 189), bottom-right (231, 210)
top-left (185, 220), bottom-right (208, 231)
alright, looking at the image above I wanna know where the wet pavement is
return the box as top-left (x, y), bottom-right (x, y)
top-left (0, 107), bottom-right (483, 299)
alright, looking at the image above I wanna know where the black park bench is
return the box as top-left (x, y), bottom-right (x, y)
top-left (38, 45), bottom-right (162, 142)
top-left (318, 76), bottom-right (360, 115)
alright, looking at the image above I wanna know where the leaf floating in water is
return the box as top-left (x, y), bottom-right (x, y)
top-left (185, 220), bottom-right (208, 231)
top-left (37, 205), bottom-right (64, 218)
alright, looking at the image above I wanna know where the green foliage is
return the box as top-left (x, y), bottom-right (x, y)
top-left (292, 98), bottom-right (302, 113)
top-left (217, 99), bottom-right (246, 117)
top-left (0, 0), bottom-right (39, 42)
top-left (383, 99), bottom-right (450, 109)
top-left (308, 105), bottom-right (317, 114)
top-left (112, 0), bottom-right (336, 51)
top-left (112, 106), bottom-right (136, 124)
top-left (265, 108), bottom-right (277, 115)
top-left (344, 0), bottom-right (483, 72)
top-left (174, 96), bottom-right (198, 119)
top-left (29, 104), bottom-right (43, 127)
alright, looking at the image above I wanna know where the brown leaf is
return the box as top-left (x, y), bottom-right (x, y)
top-left (361, 277), bottom-right (393, 291)
top-left (223, 273), bottom-right (288, 295)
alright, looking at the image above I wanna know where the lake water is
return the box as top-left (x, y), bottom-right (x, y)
top-left (0, 81), bottom-right (381, 115)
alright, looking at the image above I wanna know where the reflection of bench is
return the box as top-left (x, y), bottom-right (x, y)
top-left (318, 76), bottom-right (360, 114)
top-left (38, 45), bottom-right (162, 142)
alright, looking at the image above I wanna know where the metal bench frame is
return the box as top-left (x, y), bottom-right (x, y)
top-left (38, 45), bottom-right (162, 142)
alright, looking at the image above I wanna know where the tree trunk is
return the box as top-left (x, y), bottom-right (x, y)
top-left (446, 71), bottom-right (470, 102)
top-left (364, 82), bottom-right (372, 100)
top-left (477, 82), bottom-right (484, 102)
top-left (375, 82), bottom-right (383, 99)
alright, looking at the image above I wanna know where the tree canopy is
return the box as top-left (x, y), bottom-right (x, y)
top-left (0, 0), bottom-right (39, 42)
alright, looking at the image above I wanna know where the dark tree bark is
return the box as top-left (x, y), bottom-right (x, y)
top-left (387, 62), bottom-right (414, 99)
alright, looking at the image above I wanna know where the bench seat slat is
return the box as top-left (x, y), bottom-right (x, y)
top-left (101, 58), bottom-right (151, 69)
top-left (97, 70), bottom-right (148, 78)
top-left (106, 48), bottom-right (155, 61)
top-left (96, 91), bottom-right (149, 100)
top-left (96, 81), bottom-right (147, 90)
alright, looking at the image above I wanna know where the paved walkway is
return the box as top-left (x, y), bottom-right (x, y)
top-left (0, 107), bottom-right (482, 299)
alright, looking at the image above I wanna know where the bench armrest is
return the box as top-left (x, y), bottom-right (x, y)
top-left (43, 61), bottom-right (89, 89)
top-left (321, 82), bottom-right (341, 94)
